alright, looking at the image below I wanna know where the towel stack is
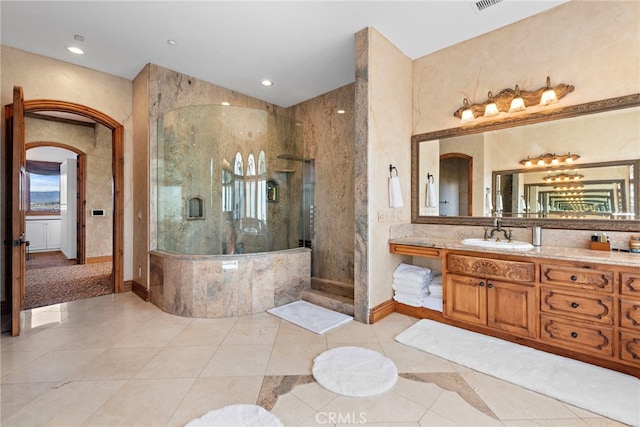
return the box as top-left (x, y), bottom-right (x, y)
top-left (423, 274), bottom-right (443, 312)
top-left (392, 263), bottom-right (438, 308)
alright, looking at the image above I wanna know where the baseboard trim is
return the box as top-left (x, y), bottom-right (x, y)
top-left (131, 280), bottom-right (149, 301)
top-left (87, 256), bottom-right (111, 264)
top-left (122, 280), bottom-right (133, 293)
top-left (369, 299), bottom-right (395, 323)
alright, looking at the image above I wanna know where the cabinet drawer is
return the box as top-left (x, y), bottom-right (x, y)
top-left (620, 298), bottom-right (640, 329)
top-left (621, 272), bottom-right (640, 296)
top-left (447, 254), bottom-right (534, 283)
top-left (540, 314), bottom-right (613, 358)
top-left (540, 287), bottom-right (613, 324)
top-left (620, 331), bottom-right (640, 364)
top-left (540, 264), bottom-right (614, 292)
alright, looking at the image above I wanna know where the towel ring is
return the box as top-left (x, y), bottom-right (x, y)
top-left (389, 164), bottom-right (398, 177)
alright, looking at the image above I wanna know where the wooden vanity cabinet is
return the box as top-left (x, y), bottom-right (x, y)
top-left (444, 253), bottom-right (536, 339)
top-left (620, 271), bottom-right (640, 364)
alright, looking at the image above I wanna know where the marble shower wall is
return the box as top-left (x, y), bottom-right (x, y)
top-left (156, 105), bottom-right (300, 254)
top-left (147, 64), bottom-right (302, 255)
top-left (293, 84), bottom-right (355, 283)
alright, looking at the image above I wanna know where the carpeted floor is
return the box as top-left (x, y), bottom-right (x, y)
top-left (24, 252), bottom-right (113, 309)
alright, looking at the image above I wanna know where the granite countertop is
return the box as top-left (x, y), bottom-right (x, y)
top-left (389, 236), bottom-right (640, 267)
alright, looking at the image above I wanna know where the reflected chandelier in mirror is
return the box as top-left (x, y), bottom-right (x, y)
top-left (411, 93), bottom-right (640, 231)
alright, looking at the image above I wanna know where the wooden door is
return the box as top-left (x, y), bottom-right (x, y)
top-left (9, 86), bottom-right (27, 336)
top-left (444, 273), bottom-right (486, 325)
top-left (486, 279), bottom-right (536, 338)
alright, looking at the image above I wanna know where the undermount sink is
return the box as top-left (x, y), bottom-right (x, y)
top-left (461, 238), bottom-right (534, 251)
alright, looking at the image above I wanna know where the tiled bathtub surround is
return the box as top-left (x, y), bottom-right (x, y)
top-left (149, 248), bottom-right (310, 318)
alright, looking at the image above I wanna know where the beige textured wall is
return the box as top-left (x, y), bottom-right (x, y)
top-left (293, 84), bottom-right (355, 283)
top-left (25, 118), bottom-right (113, 258)
top-left (413, 1), bottom-right (640, 134)
top-left (1, 46), bottom-right (133, 299)
top-left (358, 28), bottom-right (413, 313)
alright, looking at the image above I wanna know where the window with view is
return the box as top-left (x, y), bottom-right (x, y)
top-left (27, 160), bottom-right (61, 213)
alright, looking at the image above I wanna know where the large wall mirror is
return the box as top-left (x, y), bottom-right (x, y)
top-left (411, 94), bottom-right (640, 231)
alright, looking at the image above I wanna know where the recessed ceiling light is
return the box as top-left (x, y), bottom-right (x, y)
top-left (337, 109), bottom-right (346, 114)
top-left (66, 46), bottom-right (84, 55)
top-left (221, 101), bottom-right (230, 106)
top-left (261, 79), bottom-right (273, 87)
top-left (167, 39), bottom-right (177, 46)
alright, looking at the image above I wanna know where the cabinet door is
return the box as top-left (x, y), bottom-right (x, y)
top-left (445, 273), bottom-right (486, 325)
top-left (25, 220), bottom-right (46, 251)
top-left (487, 279), bottom-right (536, 338)
top-left (46, 219), bottom-right (61, 249)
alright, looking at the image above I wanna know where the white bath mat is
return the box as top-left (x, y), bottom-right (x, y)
top-left (312, 346), bottom-right (398, 397)
top-left (395, 319), bottom-right (640, 426)
top-left (185, 404), bottom-right (283, 427)
top-left (267, 300), bottom-right (352, 334)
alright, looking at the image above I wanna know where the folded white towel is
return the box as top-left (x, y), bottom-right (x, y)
top-left (393, 294), bottom-right (425, 307)
top-left (422, 297), bottom-right (443, 312)
top-left (393, 278), bottom-right (430, 289)
top-left (393, 284), bottom-right (430, 297)
top-left (393, 263), bottom-right (432, 281)
top-left (430, 275), bottom-right (443, 286)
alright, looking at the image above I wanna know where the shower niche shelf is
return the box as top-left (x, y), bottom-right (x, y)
top-left (277, 154), bottom-right (313, 163)
top-left (266, 179), bottom-right (279, 202)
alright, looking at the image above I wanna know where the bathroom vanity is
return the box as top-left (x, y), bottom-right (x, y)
top-left (389, 239), bottom-right (640, 376)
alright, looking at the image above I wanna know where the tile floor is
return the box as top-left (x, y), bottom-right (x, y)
top-left (0, 292), bottom-right (627, 426)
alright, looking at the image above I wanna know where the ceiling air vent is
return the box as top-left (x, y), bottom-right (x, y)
top-left (473, 0), bottom-right (503, 12)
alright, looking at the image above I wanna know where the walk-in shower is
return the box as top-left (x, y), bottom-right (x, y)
top-left (150, 104), bottom-right (312, 317)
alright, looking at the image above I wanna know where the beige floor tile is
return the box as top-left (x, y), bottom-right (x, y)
top-left (201, 344), bottom-right (273, 376)
top-left (319, 391), bottom-right (429, 424)
top-left (266, 342), bottom-right (328, 375)
top-left (391, 376), bottom-right (444, 408)
top-left (166, 376), bottom-right (264, 427)
top-left (83, 378), bottom-right (195, 426)
top-left (271, 392), bottom-right (317, 426)
top-left (0, 348), bottom-right (49, 377)
top-left (68, 347), bottom-right (160, 380)
top-left (326, 320), bottom-right (380, 346)
top-left (135, 345), bottom-right (217, 379)
top-left (1, 380), bottom-right (125, 427)
top-left (112, 322), bottom-right (188, 348)
top-left (237, 311), bottom-right (281, 324)
top-left (380, 341), bottom-right (457, 373)
top-left (419, 410), bottom-right (461, 426)
top-left (327, 341), bottom-right (386, 354)
top-left (0, 381), bottom-right (57, 422)
top-left (290, 381), bottom-right (339, 411)
top-left (460, 369), bottom-right (579, 420)
top-left (1, 349), bottom-right (103, 384)
top-left (221, 321), bottom-right (280, 345)
top-left (275, 321), bottom-right (330, 345)
top-left (371, 315), bottom-right (417, 342)
top-left (167, 319), bottom-right (235, 347)
top-left (502, 420), bottom-right (588, 426)
top-left (429, 390), bottom-right (503, 426)
top-left (582, 418), bottom-right (630, 427)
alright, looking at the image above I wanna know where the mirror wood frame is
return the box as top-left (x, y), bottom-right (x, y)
top-left (411, 93), bottom-right (640, 231)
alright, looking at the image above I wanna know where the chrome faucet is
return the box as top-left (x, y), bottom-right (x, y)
top-left (484, 218), bottom-right (513, 241)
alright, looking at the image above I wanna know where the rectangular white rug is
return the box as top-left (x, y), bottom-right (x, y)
top-left (395, 319), bottom-right (639, 426)
top-left (267, 300), bottom-right (353, 334)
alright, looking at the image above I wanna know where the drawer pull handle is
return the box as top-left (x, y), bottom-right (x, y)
top-left (487, 283), bottom-right (494, 288)
top-left (571, 275), bottom-right (578, 281)
top-left (571, 332), bottom-right (578, 338)
top-left (479, 281), bottom-right (485, 287)
top-left (571, 302), bottom-right (580, 308)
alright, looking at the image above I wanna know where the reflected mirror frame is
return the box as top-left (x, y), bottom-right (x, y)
top-left (411, 93), bottom-right (640, 231)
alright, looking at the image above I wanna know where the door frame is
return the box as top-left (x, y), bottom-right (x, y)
top-left (7, 98), bottom-right (124, 334)
top-left (440, 153), bottom-right (473, 216)
top-left (25, 142), bottom-right (87, 263)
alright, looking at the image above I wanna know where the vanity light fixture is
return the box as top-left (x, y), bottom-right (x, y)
top-left (543, 173), bottom-right (584, 183)
top-left (221, 102), bottom-right (230, 106)
top-left (337, 109), bottom-right (346, 114)
top-left (453, 76), bottom-right (574, 121)
top-left (540, 76), bottom-right (558, 105)
top-left (508, 85), bottom-right (526, 113)
top-left (483, 92), bottom-right (499, 117)
top-left (460, 98), bottom-right (475, 123)
top-left (520, 152), bottom-right (580, 167)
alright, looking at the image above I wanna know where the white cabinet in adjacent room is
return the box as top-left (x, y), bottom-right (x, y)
top-left (60, 158), bottom-right (77, 259)
top-left (26, 217), bottom-right (61, 252)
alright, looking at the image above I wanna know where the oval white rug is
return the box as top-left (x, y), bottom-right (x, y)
top-left (185, 404), bottom-right (283, 427)
top-left (312, 346), bottom-right (398, 397)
